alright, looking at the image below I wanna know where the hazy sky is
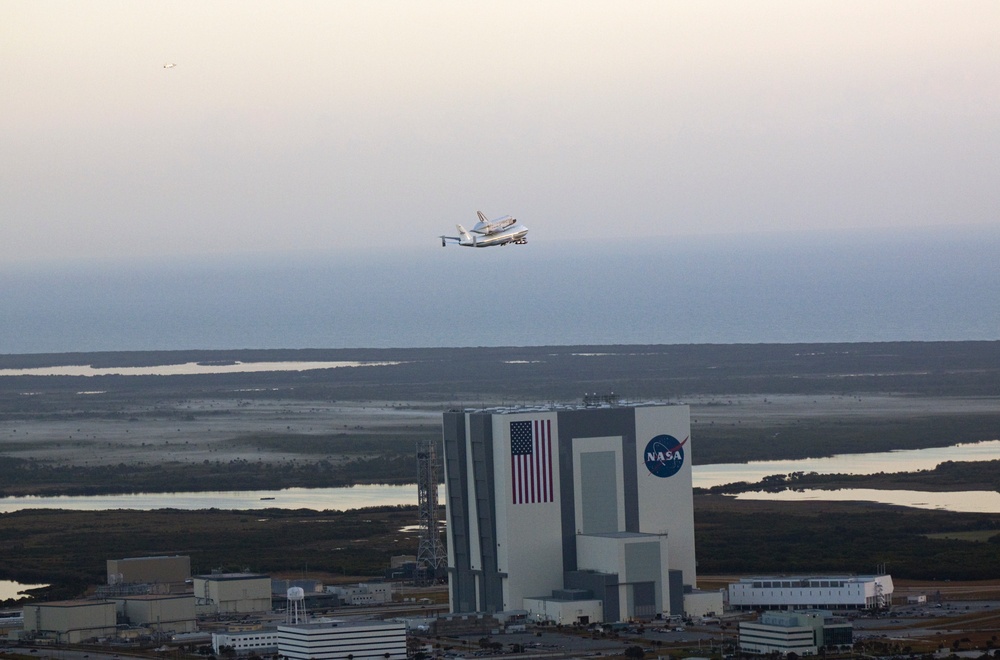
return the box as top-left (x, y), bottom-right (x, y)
top-left (3, 1), bottom-right (998, 264)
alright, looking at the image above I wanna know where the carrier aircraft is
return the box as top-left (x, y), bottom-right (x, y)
top-left (440, 211), bottom-right (528, 248)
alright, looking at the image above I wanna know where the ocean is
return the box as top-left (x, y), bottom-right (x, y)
top-left (3, 226), bottom-right (998, 354)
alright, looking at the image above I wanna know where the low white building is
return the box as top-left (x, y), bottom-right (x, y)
top-left (324, 582), bottom-right (392, 606)
top-left (523, 590), bottom-right (603, 625)
top-left (212, 629), bottom-right (280, 655)
top-left (278, 619), bottom-right (406, 660)
top-left (728, 575), bottom-right (893, 611)
top-left (684, 589), bottom-right (724, 618)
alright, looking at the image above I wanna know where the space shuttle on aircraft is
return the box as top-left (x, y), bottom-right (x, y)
top-left (440, 211), bottom-right (528, 248)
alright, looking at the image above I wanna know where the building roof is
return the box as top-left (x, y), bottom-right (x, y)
top-left (737, 575), bottom-right (889, 583)
top-left (28, 600), bottom-right (114, 608)
top-left (195, 573), bottom-right (269, 581)
top-left (453, 401), bottom-right (678, 415)
top-left (583, 531), bottom-right (666, 540)
top-left (114, 555), bottom-right (188, 561)
top-left (278, 619), bottom-right (402, 631)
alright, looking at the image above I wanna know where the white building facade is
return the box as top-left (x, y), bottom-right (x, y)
top-left (277, 620), bottom-right (406, 660)
top-left (443, 404), bottom-right (696, 622)
top-left (728, 575), bottom-right (894, 611)
top-left (740, 612), bottom-right (821, 656)
top-left (212, 630), bottom-right (280, 655)
top-left (324, 583), bottom-right (393, 606)
top-left (522, 594), bottom-right (603, 625)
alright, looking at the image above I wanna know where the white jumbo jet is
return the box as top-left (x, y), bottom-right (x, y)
top-left (440, 211), bottom-right (528, 247)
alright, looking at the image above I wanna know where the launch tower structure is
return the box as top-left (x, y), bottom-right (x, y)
top-left (416, 438), bottom-right (447, 582)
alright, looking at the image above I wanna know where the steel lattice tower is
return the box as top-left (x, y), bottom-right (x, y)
top-left (416, 439), bottom-right (447, 581)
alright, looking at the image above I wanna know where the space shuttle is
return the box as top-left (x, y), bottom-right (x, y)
top-left (440, 211), bottom-right (528, 248)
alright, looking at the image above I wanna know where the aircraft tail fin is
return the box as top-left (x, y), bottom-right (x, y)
top-left (456, 224), bottom-right (476, 245)
top-left (477, 210), bottom-right (489, 224)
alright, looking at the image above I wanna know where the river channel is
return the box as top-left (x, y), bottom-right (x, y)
top-left (0, 440), bottom-right (997, 514)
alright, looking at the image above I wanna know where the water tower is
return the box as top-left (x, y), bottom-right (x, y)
top-left (286, 586), bottom-right (307, 624)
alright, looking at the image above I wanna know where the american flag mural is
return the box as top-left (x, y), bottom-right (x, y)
top-left (510, 419), bottom-right (553, 504)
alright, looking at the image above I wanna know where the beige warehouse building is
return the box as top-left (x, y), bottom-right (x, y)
top-left (107, 555), bottom-right (191, 586)
top-left (112, 594), bottom-right (196, 633)
top-left (194, 573), bottom-right (272, 614)
top-left (23, 600), bottom-right (117, 643)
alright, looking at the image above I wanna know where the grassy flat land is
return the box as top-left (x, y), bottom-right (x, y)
top-left (2, 342), bottom-right (999, 496)
top-left (1, 342), bottom-right (999, 603)
top-left (2, 493), bottom-right (999, 607)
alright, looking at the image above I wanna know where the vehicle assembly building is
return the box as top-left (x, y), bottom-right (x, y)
top-left (443, 403), bottom-right (695, 623)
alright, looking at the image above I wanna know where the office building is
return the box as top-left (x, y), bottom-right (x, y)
top-left (278, 620), bottom-right (406, 660)
top-left (739, 611), bottom-right (853, 655)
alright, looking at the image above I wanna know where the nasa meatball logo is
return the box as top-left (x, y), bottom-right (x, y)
top-left (643, 434), bottom-right (688, 478)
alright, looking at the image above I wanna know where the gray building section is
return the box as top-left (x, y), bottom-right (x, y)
top-left (668, 570), bottom-right (684, 616)
top-left (442, 413), bottom-right (475, 613)
top-left (444, 412), bottom-right (504, 613)
top-left (556, 407), bottom-right (639, 571)
top-left (579, 451), bottom-right (619, 533)
top-left (624, 540), bottom-right (662, 615)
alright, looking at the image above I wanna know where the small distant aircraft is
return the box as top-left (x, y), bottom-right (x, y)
top-left (163, 63), bottom-right (176, 69)
top-left (441, 211), bottom-right (528, 248)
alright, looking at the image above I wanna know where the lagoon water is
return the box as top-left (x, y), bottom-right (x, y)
top-left (693, 440), bottom-right (1000, 489)
top-left (1, 440), bottom-right (997, 513)
top-left (0, 484), bottom-right (421, 513)
top-left (0, 580), bottom-right (47, 600)
top-left (0, 360), bottom-right (397, 377)
top-left (735, 488), bottom-right (1000, 513)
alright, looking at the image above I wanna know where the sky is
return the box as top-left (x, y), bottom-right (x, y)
top-left (2, 1), bottom-right (999, 265)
